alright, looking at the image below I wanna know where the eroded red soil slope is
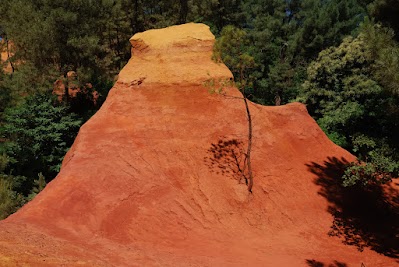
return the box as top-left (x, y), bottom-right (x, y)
top-left (0, 23), bottom-right (397, 267)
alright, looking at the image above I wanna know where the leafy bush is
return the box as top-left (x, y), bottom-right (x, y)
top-left (0, 178), bottom-right (25, 220)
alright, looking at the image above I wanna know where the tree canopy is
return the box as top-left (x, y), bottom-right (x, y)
top-left (301, 22), bottom-right (399, 186)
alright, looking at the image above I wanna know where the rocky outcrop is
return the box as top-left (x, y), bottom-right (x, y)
top-left (118, 23), bottom-right (232, 85)
top-left (0, 23), bottom-right (397, 266)
top-left (0, 40), bottom-right (13, 73)
top-left (53, 71), bottom-right (99, 105)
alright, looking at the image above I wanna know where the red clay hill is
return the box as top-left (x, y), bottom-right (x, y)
top-left (0, 23), bottom-right (398, 266)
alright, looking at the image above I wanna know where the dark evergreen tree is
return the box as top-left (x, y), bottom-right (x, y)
top-left (189, 0), bottom-right (245, 32)
top-left (368, 0), bottom-right (399, 40)
top-left (2, 93), bottom-right (82, 192)
top-left (240, 0), bottom-right (365, 105)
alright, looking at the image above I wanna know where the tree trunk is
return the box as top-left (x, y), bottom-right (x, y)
top-left (240, 66), bottom-right (253, 193)
top-left (275, 92), bottom-right (281, 106)
top-left (132, 0), bottom-right (144, 33)
top-left (243, 96), bottom-right (253, 193)
top-left (178, 0), bottom-right (188, 24)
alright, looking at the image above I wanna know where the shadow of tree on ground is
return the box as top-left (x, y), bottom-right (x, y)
top-left (306, 259), bottom-right (348, 267)
top-left (204, 138), bottom-right (248, 185)
top-left (307, 157), bottom-right (399, 259)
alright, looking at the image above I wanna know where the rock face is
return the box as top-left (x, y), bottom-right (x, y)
top-left (118, 23), bottom-right (232, 85)
top-left (0, 23), bottom-right (397, 266)
top-left (0, 41), bottom-right (13, 73)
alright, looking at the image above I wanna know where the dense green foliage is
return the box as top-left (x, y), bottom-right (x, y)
top-left (213, 26), bottom-right (255, 86)
top-left (301, 22), bottom-right (399, 186)
top-left (0, 0), bottom-right (398, 219)
top-left (2, 93), bottom-right (81, 185)
top-left (0, 178), bottom-right (24, 220)
top-left (241, 0), bottom-right (365, 105)
top-left (0, 92), bottom-right (81, 216)
top-left (0, 153), bottom-right (25, 219)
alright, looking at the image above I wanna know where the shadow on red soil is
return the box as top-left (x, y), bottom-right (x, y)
top-left (306, 156), bottom-right (399, 259)
top-left (204, 138), bottom-right (249, 185)
top-left (305, 259), bottom-right (348, 267)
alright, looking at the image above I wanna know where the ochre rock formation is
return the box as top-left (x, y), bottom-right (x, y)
top-left (53, 71), bottom-right (99, 105)
top-left (0, 41), bottom-right (13, 73)
top-left (0, 23), bottom-right (398, 266)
